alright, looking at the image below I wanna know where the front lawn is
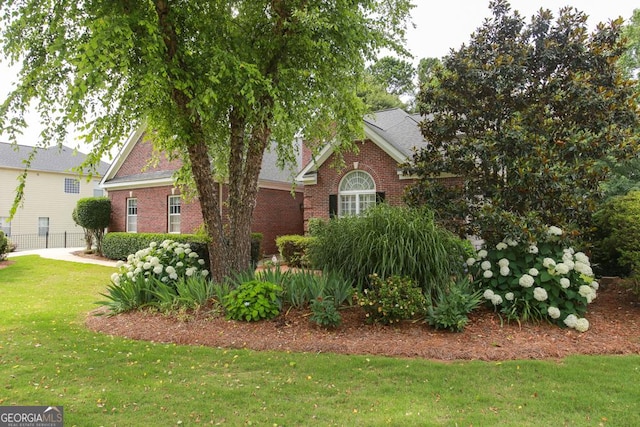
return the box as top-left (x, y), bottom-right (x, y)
top-left (1, 256), bottom-right (639, 426)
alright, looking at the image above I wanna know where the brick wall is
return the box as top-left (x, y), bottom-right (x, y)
top-left (303, 139), bottom-right (417, 228)
top-left (114, 134), bottom-right (182, 179)
top-left (108, 185), bottom-right (303, 255)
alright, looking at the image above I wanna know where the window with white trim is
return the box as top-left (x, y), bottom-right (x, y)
top-left (0, 217), bottom-right (11, 237)
top-left (338, 170), bottom-right (377, 216)
top-left (64, 178), bottom-right (80, 194)
top-left (168, 195), bottom-right (181, 234)
top-left (38, 217), bottom-right (49, 236)
top-left (126, 198), bottom-right (138, 233)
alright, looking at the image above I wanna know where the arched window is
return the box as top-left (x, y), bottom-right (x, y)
top-left (339, 170), bottom-right (376, 216)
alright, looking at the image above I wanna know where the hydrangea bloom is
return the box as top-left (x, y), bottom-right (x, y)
top-left (466, 257), bottom-right (476, 266)
top-left (574, 252), bottom-right (589, 264)
top-left (547, 306), bottom-right (561, 319)
top-left (528, 245), bottom-right (539, 254)
top-left (496, 242), bottom-right (508, 250)
top-left (498, 258), bottom-right (510, 267)
top-left (574, 261), bottom-right (593, 276)
top-left (500, 266), bottom-right (510, 276)
top-left (519, 274), bottom-right (534, 288)
top-left (483, 289), bottom-right (495, 299)
top-left (505, 292), bottom-right (514, 301)
top-left (591, 281), bottom-right (599, 290)
top-left (542, 258), bottom-right (556, 268)
top-left (477, 250), bottom-right (488, 259)
top-left (481, 261), bottom-right (492, 270)
top-left (528, 268), bottom-right (539, 276)
top-left (533, 287), bottom-right (548, 301)
top-left (575, 318), bottom-right (590, 332)
top-left (564, 314), bottom-right (578, 328)
top-left (560, 278), bottom-right (571, 289)
top-left (483, 270), bottom-right (494, 279)
top-left (491, 294), bottom-right (503, 305)
top-left (554, 263), bottom-right (570, 275)
top-left (547, 226), bottom-right (563, 236)
top-left (504, 238), bottom-right (518, 247)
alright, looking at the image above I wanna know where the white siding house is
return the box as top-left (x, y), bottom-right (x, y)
top-left (0, 142), bottom-right (110, 250)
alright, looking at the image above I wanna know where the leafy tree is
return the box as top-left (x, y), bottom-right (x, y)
top-left (357, 72), bottom-right (406, 113)
top-left (0, 1), bottom-right (413, 281)
top-left (367, 56), bottom-right (415, 97)
top-left (404, 0), bottom-right (640, 246)
top-left (73, 197), bottom-right (111, 256)
top-left (416, 57), bottom-right (441, 88)
top-left (620, 9), bottom-right (640, 79)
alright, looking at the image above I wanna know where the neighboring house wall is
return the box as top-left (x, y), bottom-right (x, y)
top-left (303, 139), bottom-right (415, 226)
top-left (0, 168), bottom-right (102, 236)
top-left (102, 132), bottom-right (304, 255)
top-left (0, 143), bottom-right (109, 249)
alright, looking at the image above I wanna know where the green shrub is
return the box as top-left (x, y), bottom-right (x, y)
top-left (223, 280), bottom-right (282, 321)
top-left (275, 235), bottom-right (314, 268)
top-left (309, 296), bottom-right (342, 328)
top-left (73, 197), bottom-right (111, 255)
top-left (0, 231), bottom-right (8, 261)
top-left (309, 204), bottom-right (469, 298)
top-left (102, 232), bottom-right (210, 264)
top-left (472, 226), bottom-right (598, 332)
top-left (427, 277), bottom-right (482, 332)
top-left (592, 191), bottom-right (640, 277)
top-left (357, 274), bottom-right (428, 325)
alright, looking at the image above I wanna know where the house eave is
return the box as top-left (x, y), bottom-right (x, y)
top-left (101, 177), bottom-right (175, 191)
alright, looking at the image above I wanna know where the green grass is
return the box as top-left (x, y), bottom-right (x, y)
top-left (1, 256), bottom-right (639, 426)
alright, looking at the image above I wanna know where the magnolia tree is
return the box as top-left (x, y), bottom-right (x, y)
top-left (404, 0), bottom-right (640, 245)
top-left (0, 0), bottom-right (414, 281)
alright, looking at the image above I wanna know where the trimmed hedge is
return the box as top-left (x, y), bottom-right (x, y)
top-left (102, 232), bottom-right (263, 268)
top-left (275, 235), bottom-right (315, 268)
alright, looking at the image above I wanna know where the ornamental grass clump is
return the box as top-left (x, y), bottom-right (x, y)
top-left (102, 240), bottom-right (210, 313)
top-left (470, 226), bottom-right (597, 332)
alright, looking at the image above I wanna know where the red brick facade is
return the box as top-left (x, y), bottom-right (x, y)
top-left (302, 139), bottom-right (417, 228)
top-left (105, 137), bottom-right (303, 255)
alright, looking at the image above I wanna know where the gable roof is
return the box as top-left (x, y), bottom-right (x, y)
top-left (100, 128), bottom-right (303, 191)
top-left (295, 108), bottom-right (427, 182)
top-left (0, 142), bottom-right (110, 175)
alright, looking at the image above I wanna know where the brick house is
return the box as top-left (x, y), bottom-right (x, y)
top-left (296, 108), bottom-right (458, 229)
top-left (100, 128), bottom-right (304, 255)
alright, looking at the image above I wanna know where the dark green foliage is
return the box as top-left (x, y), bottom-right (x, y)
top-left (427, 277), bottom-right (482, 332)
top-left (0, 231), bottom-right (9, 261)
top-left (97, 275), bottom-right (155, 315)
top-left (405, 0), bottom-right (640, 245)
top-left (223, 280), bottom-right (282, 321)
top-left (250, 233), bottom-right (263, 268)
top-left (309, 204), bottom-right (469, 298)
top-left (73, 197), bottom-right (111, 255)
top-left (357, 275), bottom-right (428, 325)
top-left (309, 297), bottom-right (342, 328)
top-left (275, 235), bottom-right (315, 268)
top-left (592, 191), bottom-right (640, 277)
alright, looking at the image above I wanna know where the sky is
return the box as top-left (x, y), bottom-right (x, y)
top-left (0, 0), bottom-right (637, 153)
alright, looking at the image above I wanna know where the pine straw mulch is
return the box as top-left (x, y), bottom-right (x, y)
top-left (86, 280), bottom-right (640, 361)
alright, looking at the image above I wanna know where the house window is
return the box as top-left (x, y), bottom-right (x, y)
top-left (64, 178), bottom-right (80, 194)
top-left (168, 195), bottom-right (181, 234)
top-left (38, 217), bottom-right (49, 236)
top-left (126, 198), bottom-right (138, 233)
top-left (0, 217), bottom-right (11, 237)
top-left (338, 170), bottom-right (377, 216)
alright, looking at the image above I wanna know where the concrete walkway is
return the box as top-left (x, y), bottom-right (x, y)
top-left (7, 247), bottom-right (118, 267)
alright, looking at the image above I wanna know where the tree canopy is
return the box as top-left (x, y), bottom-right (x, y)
top-left (404, 0), bottom-right (640, 245)
top-left (0, 0), bottom-right (414, 280)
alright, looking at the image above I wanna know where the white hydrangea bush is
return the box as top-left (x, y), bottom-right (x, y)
top-left (110, 239), bottom-right (209, 289)
top-left (470, 226), bottom-right (597, 332)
